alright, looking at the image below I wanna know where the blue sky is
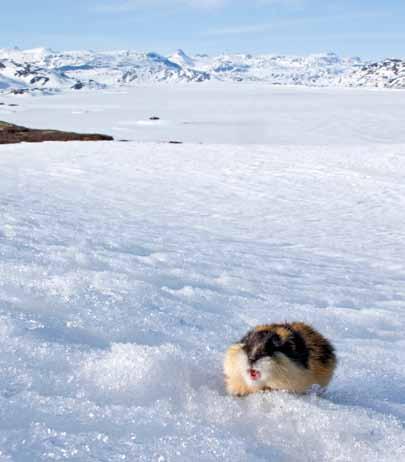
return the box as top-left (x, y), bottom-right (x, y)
top-left (1, 0), bottom-right (404, 58)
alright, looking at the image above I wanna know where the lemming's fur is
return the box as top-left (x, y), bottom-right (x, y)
top-left (224, 322), bottom-right (336, 396)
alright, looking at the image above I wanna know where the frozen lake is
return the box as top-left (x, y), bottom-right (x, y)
top-left (2, 84), bottom-right (405, 144)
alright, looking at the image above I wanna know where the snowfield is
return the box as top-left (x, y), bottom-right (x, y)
top-left (1, 87), bottom-right (405, 461)
top-left (3, 85), bottom-right (405, 145)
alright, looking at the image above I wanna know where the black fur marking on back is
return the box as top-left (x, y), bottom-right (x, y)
top-left (318, 341), bottom-right (335, 365)
top-left (279, 329), bottom-right (309, 369)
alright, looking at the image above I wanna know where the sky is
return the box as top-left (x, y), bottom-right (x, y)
top-left (1, 0), bottom-right (405, 58)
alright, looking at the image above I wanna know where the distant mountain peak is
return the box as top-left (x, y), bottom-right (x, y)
top-left (169, 49), bottom-right (195, 68)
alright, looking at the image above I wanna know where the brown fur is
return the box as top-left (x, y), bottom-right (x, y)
top-left (224, 322), bottom-right (336, 396)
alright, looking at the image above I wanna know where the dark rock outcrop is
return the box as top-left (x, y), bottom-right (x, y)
top-left (10, 89), bottom-right (29, 95)
top-left (0, 121), bottom-right (113, 144)
top-left (71, 81), bottom-right (84, 90)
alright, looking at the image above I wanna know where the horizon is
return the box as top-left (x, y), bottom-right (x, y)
top-left (0, 46), bottom-right (399, 62)
top-left (1, 1), bottom-right (405, 60)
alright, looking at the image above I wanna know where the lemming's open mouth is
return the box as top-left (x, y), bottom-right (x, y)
top-left (248, 369), bottom-right (261, 381)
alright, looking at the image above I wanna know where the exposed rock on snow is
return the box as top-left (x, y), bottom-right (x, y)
top-left (0, 120), bottom-right (113, 144)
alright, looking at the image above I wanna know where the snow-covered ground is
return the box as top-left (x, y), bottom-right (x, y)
top-left (1, 87), bottom-right (405, 461)
top-left (3, 85), bottom-right (405, 145)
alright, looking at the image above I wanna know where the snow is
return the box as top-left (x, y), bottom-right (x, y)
top-left (1, 87), bottom-right (405, 461)
top-left (1, 46), bottom-right (403, 92)
top-left (0, 72), bottom-right (25, 91)
top-left (3, 85), bottom-right (405, 145)
top-left (169, 50), bottom-right (195, 68)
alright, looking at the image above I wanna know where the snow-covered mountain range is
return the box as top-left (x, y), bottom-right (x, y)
top-left (1, 47), bottom-right (404, 94)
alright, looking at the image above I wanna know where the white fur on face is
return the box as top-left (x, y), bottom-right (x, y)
top-left (245, 357), bottom-right (274, 388)
top-left (236, 348), bottom-right (275, 389)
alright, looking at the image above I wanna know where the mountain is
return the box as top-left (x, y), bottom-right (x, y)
top-left (0, 47), bottom-right (404, 94)
top-left (169, 49), bottom-right (195, 67)
top-left (341, 58), bottom-right (405, 89)
top-left (192, 52), bottom-right (361, 85)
